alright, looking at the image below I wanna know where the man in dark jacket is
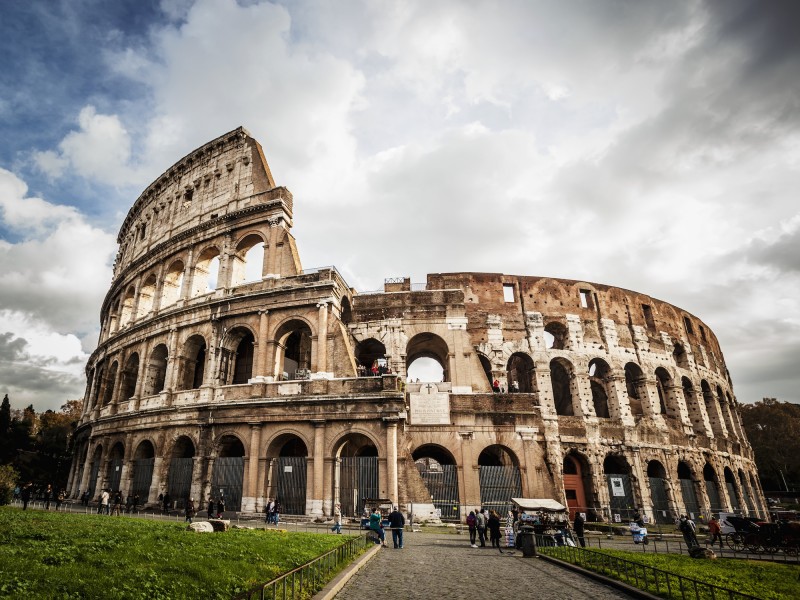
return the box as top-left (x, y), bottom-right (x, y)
top-left (387, 506), bottom-right (406, 549)
top-left (573, 512), bottom-right (586, 547)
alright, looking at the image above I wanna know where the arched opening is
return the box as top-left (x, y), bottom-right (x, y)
top-left (119, 286), bottom-right (136, 327)
top-left (132, 440), bottom-right (155, 504)
top-left (563, 453), bottom-right (592, 520)
top-left (704, 463), bottom-right (722, 515)
top-left (478, 354), bottom-right (494, 390)
top-left (136, 274), bottom-right (157, 319)
top-left (335, 434), bottom-right (379, 517)
top-left (588, 358), bottom-right (611, 418)
top-left (507, 352), bottom-right (534, 393)
top-left (88, 445), bottom-right (103, 500)
top-left (179, 334), bottom-right (207, 390)
top-left (701, 380), bottom-right (724, 436)
top-left (168, 436), bottom-right (195, 509)
top-left (654, 368), bottom-right (670, 415)
top-left (406, 333), bottom-right (450, 382)
top-left (266, 435), bottom-right (309, 516)
top-left (681, 377), bottom-right (703, 433)
top-left (717, 386), bottom-right (737, 439)
top-left (604, 454), bottom-right (636, 521)
top-left (624, 362), bottom-right (646, 417)
top-left (678, 461), bottom-right (700, 519)
top-left (673, 343), bottom-right (690, 369)
top-left (211, 435), bottom-right (245, 512)
top-left (106, 442), bottom-right (125, 493)
top-left (143, 344), bottom-right (168, 396)
top-left (92, 363), bottom-right (105, 407)
top-left (274, 320), bottom-right (313, 380)
top-left (108, 300), bottom-right (120, 334)
top-left (550, 358), bottom-right (575, 416)
top-left (544, 321), bottom-right (567, 350)
top-left (192, 247), bottom-right (221, 296)
top-left (355, 338), bottom-right (387, 376)
top-left (739, 469), bottom-right (756, 516)
top-left (723, 467), bottom-right (739, 512)
top-left (231, 234), bottom-right (265, 286)
top-left (160, 260), bottom-right (184, 308)
top-left (478, 445), bottom-right (522, 515)
top-left (102, 361), bottom-right (119, 406)
top-left (340, 297), bottom-right (353, 325)
top-left (119, 353), bottom-right (139, 402)
top-left (647, 460), bottom-right (671, 524)
top-left (220, 327), bottom-right (255, 385)
top-left (413, 445), bottom-right (460, 521)
top-left (749, 474), bottom-right (761, 517)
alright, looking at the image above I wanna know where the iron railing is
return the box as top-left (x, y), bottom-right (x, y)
top-left (233, 535), bottom-right (371, 600)
top-left (537, 538), bottom-right (761, 600)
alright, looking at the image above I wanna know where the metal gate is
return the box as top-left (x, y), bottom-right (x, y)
top-left (725, 482), bottom-right (739, 512)
top-left (131, 458), bottom-right (154, 502)
top-left (107, 458), bottom-right (123, 492)
top-left (88, 461), bottom-right (101, 499)
top-left (680, 478), bottom-right (700, 519)
top-left (606, 474), bottom-right (635, 520)
top-left (648, 477), bottom-right (672, 524)
top-left (339, 456), bottom-right (378, 517)
top-left (706, 480), bottom-right (722, 515)
top-left (211, 457), bottom-right (244, 511)
top-left (416, 462), bottom-right (460, 521)
top-left (168, 457), bottom-right (194, 508)
top-left (479, 466), bottom-right (521, 515)
top-left (274, 456), bottom-right (307, 515)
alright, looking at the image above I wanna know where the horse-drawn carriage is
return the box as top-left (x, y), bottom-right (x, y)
top-left (724, 515), bottom-right (800, 555)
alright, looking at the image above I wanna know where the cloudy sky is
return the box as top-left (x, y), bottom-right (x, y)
top-left (1, 0), bottom-right (799, 412)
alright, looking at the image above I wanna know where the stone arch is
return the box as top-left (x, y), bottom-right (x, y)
top-left (91, 362), bottom-right (106, 407)
top-left (178, 334), bottom-right (207, 390)
top-left (340, 296), bottom-right (353, 325)
top-left (192, 246), bottom-right (221, 296)
top-left (102, 361), bottom-right (119, 406)
top-left (119, 353), bottom-right (139, 402)
top-left (167, 435), bottom-right (196, 509)
top-left (551, 357), bottom-right (578, 416)
top-left (681, 376), bottom-right (698, 430)
top-left (647, 460), bottom-right (672, 523)
top-left (266, 433), bottom-right (309, 516)
top-left (231, 232), bottom-right (266, 286)
top-left (704, 462), bottom-right (723, 515)
top-left (131, 440), bottom-right (155, 504)
top-left (701, 380), bottom-right (724, 436)
top-left (406, 332), bottom-right (450, 382)
top-left (143, 344), bottom-right (168, 396)
top-left (413, 444), bottom-right (461, 521)
top-left (677, 460), bottom-right (698, 517)
top-left (544, 321), bottom-right (568, 350)
top-left (108, 299), bottom-right (120, 334)
top-left (738, 469), bottom-right (756, 516)
top-left (271, 318), bottom-right (313, 380)
top-left (355, 338), bottom-right (387, 374)
top-left (88, 444), bottom-right (104, 499)
top-left (212, 434), bottom-right (245, 512)
top-left (106, 442), bottom-right (125, 492)
top-left (588, 358), bottom-right (611, 418)
top-left (478, 353), bottom-right (493, 389)
top-left (563, 451), bottom-right (593, 520)
top-left (478, 445), bottom-right (522, 515)
top-left (136, 273), bottom-right (157, 319)
top-left (160, 259), bottom-right (185, 308)
top-left (673, 342), bottom-right (690, 369)
top-left (604, 454), bottom-right (637, 519)
top-left (723, 466), bottom-right (740, 512)
top-left (507, 352), bottom-right (535, 393)
top-left (219, 326), bottom-right (255, 385)
top-left (119, 285), bottom-right (136, 327)
top-left (333, 432), bottom-right (380, 517)
top-left (624, 362), bottom-right (646, 417)
top-left (654, 367), bottom-right (671, 415)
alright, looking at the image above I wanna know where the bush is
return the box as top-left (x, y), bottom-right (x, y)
top-left (0, 465), bottom-right (18, 506)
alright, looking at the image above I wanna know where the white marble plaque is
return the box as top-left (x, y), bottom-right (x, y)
top-left (409, 385), bottom-right (450, 425)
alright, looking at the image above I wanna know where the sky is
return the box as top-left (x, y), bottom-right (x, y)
top-left (1, 0), bottom-right (799, 412)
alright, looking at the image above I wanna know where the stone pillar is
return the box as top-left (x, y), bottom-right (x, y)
top-left (606, 375), bottom-right (634, 426)
top-left (254, 310), bottom-right (271, 379)
top-left (385, 418), bottom-right (399, 506)
top-left (242, 423), bottom-right (262, 512)
top-left (133, 339), bottom-right (150, 400)
top-left (179, 248), bottom-right (195, 301)
top-left (217, 234), bottom-right (234, 290)
top-left (78, 441), bottom-right (96, 498)
top-left (166, 327), bottom-right (179, 391)
top-left (311, 420), bottom-right (326, 515)
top-left (314, 301), bottom-right (331, 378)
top-left (151, 264), bottom-right (165, 315)
top-left (458, 432), bottom-right (479, 510)
top-left (149, 457), bottom-right (164, 505)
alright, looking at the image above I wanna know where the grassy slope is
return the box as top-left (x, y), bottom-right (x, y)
top-left (0, 507), bottom-right (353, 599)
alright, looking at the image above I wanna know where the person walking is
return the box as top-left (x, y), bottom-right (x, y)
top-left (185, 498), bottom-right (196, 523)
top-left (44, 484), bottom-right (53, 510)
top-left (476, 508), bottom-right (487, 547)
top-left (21, 483), bottom-right (32, 511)
top-left (466, 511), bottom-right (478, 547)
top-left (100, 489), bottom-right (110, 515)
top-left (273, 500), bottom-right (281, 526)
top-left (216, 496), bottom-right (225, 518)
top-left (387, 506), bottom-right (406, 549)
top-left (573, 512), bottom-right (586, 547)
top-left (265, 498), bottom-right (275, 524)
top-left (332, 503), bottom-right (343, 534)
top-left (707, 516), bottom-right (723, 549)
top-left (487, 510), bottom-right (503, 553)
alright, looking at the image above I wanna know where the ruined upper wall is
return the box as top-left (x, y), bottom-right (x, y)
top-left (112, 127), bottom-right (289, 277)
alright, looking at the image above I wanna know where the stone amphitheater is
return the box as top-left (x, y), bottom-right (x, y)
top-left (68, 127), bottom-right (765, 523)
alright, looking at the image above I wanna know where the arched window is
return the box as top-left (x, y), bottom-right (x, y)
top-left (119, 286), bottom-right (136, 327)
top-left (273, 320), bottom-right (312, 381)
top-left (624, 362), bottom-right (646, 417)
top-left (179, 335), bottom-right (207, 390)
top-left (144, 344), bottom-right (168, 396)
top-left (120, 353), bottom-right (139, 401)
top-left (231, 234), bottom-right (265, 286)
top-left (701, 380), bottom-right (725, 436)
top-left (544, 322), bottom-right (568, 350)
top-left (673, 343), bottom-right (689, 369)
top-left (102, 361), bottom-right (119, 406)
top-left (160, 260), bottom-right (184, 308)
top-left (406, 333), bottom-right (449, 382)
top-left (136, 274), bottom-right (157, 319)
top-left (192, 247), bottom-right (221, 296)
top-left (654, 368), bottom-right (670, 415)
top-left (507, 352), bottom-right (534, 393)
top-left (550, 358), bottom-right (574, 416)
top-left (588, 358), bottom-right (610, 418)
top-left (356, 338), bottom-right (387, 376)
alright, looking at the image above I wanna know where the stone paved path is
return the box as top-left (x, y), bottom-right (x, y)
top-left (334, 531), bottom-right (635, 600)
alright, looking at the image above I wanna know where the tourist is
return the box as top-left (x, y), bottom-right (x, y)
top-left (510, 380), bottom-right (519, 393)
top-left (707, 516), bottom-right (723, 549)
top-left (162, 492), bottom-right (171, 514)
top-left (100, 489), bottom-right (110, 515)
top-left (56, 489), bottom-right (65, 511)
top-left (492, 380), bottom-right (500, 393)
top-left (216, 496), bottom-right (225, 518)
top-left (44, 484), bottom-right (53, 510)
top-left (207, 496), bottom-right (214, 520)
top-left (476, 508), bottom-right (487, 547)
top-left (185, 498), bottom-right (196, 524)
top-left (133, 494), bottom-right (140, 511)
top-left (21, 483), bottom-right (32, 510)
top-left (332, 503), bottom-right (342, 534)
top-left (466, 510), bottom-right (478, 547)
top-left (265, 497), bottom-right (275, 524)
top-left (387, 506), bottom-right (405, 549)
top-left (273, 500), bottom-right (281, 526)
top-left (487, 510), bottom-right (503, 553)
top-left (573, 512), bottom-right (586, 547)
top-left (369, 507), bottom-right (386, 546)
top-left (679, 515), bottom-right (698, 548)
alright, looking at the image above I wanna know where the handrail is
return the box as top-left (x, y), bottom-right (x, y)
top-left (233, 535), bottom-right (370, 600)
top-left (537, 538), bottom-right (761, 600)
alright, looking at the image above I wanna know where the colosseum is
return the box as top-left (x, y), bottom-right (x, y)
top-left (68, 127), bottom-right (766, 524)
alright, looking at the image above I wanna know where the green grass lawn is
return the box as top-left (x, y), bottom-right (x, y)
top-left (540, 545), bottom-right (800, 600)
top-left (0, 507), bottom-right (359, 599)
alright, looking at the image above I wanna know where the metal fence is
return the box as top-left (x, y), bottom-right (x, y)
top-left (537, 540), bottom-right (762, 600)
top-left (233, 535), bottom-right (371, 600)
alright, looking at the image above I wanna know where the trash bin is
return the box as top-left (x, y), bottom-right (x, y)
top-left (518, 525), bottom-right (536, 557)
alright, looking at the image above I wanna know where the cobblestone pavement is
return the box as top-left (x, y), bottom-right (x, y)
top-left (334, 532), bottom-right (635, 600)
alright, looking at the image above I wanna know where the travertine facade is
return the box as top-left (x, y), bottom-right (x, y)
top-left (69, 127), bottom-right (765, 523)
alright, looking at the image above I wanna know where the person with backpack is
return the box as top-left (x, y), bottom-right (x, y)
top-left (679, 515), bottom-right (698, 548)
top-left (466, 511), bottom-right (478, 547)
top-left (476, 508), bottom-right (487, 547)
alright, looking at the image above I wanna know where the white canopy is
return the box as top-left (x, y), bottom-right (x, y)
top-left (511, 498), bottom-right (567, 512)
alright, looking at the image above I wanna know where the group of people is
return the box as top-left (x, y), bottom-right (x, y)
top-left (263, 498), bottom-right (281, 525)
top-left (356, 362), bottom-right (393, 377)
top-left (206, 496), bottom-right (226, 519)
top-left (14, 483), bottom-right (67, 511)
top-left (466, 508), bottom-right (507, 551)
top-left (492, 379), bottom-right (521, 393)
top-left (368, 506), bottom-right (406, 549)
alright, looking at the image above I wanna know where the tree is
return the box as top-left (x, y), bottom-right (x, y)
top-left (0, 464), bottom-right (18, 505)
top-left (740, 398), bottom-right (800, 491)
top-left (0, 394), bottom-right (11, 462)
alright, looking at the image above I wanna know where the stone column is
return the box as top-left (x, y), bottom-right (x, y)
top-left (166, 327), bottom-right (179, 391)
top-left (254, 310), bottom-right (271, 379)
top-left (217, 234), bottom-right (234, 290)
top-left (78, 441), bottom-right (96, 499)
top-left (133, 339), bottom-right (150, 400)
top-left (151, 264), bottom-right (165, 316)
top-left (385, 418), bottom-right (399, 506)
top-left (149, 457), bottom-right (164, 505)
top-left (242, 423), bottom-right (262, 512)
top-left (311, 420), bottom-right (326, 515)
top-left (458, 432), bottom-right (479, 510)
top-left (314, 301), bottom-right (331, 378)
